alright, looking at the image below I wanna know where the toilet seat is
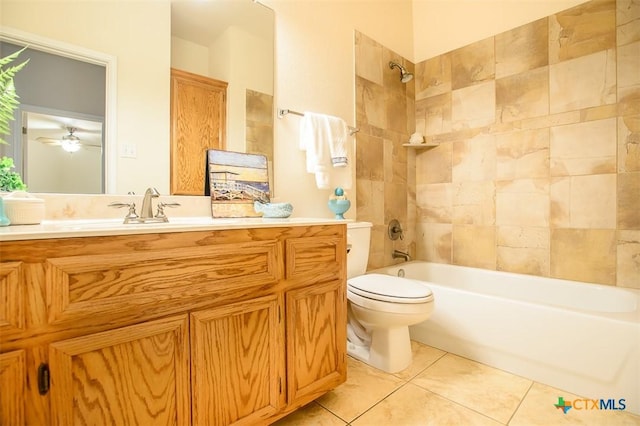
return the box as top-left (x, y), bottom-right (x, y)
top-left (348, 273), bottom-right (433, 304)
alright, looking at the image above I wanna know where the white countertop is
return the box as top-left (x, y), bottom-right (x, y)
top-left (0, 217), bottom-right (349, 242)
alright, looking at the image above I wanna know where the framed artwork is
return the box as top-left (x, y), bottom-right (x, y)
top-left (205, 149), bottom-right (270, 217)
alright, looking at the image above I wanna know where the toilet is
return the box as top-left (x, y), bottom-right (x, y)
top-left (346, 222), bottom-right (434, 373)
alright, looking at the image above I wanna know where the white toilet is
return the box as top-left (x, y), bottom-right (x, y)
top-left (346, 222), bottom-right (434, 373)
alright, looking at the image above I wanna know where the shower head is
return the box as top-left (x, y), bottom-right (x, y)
top-left (389, 61), bottom-right (413, 83)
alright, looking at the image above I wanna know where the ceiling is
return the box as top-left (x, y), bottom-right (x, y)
top-left (170, 0), bottom-right (273, 46)
top-left (27, 112), bottom-right (103, 148)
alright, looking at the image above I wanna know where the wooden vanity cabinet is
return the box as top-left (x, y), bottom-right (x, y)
top-left (48, 315), bottom-right (191, 425)
top-left (0, 224), bottom-right (347, 425)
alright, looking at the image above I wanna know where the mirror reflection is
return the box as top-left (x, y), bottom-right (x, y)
top-left (0, 0), bottom-right (274, 195)
top-left (24, 110), bottom-right (104, 193)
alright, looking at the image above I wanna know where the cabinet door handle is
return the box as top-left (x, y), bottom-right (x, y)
top-left (38, 363), bottom-right (50, 395)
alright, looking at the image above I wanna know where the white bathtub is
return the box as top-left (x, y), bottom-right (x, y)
top-left (372, 261), bottom-right (640, 415)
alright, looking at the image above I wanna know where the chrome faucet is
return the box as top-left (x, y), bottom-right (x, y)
top-left (140, 187), bottom-right (160, 220)
top-left (392, 250), bottom-right (411, 262)
top-left (110, 187), bottom-right (180, 224)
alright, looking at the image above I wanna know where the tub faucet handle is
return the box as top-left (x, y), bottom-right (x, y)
top-left (388, 219), bottom-right (404, 240)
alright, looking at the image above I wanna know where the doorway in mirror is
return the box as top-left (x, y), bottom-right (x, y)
top-left (22, 109), bottom-right (104, 193)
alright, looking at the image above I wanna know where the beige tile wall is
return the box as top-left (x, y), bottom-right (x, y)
top-left (413, 0), bottom-right (639, 287)
top-left (355, 32), bottom-right (416, 269)
top-left (356, 0), bottom-right (639, 287)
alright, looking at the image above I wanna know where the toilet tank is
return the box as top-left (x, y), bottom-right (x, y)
top-left (346, 222), bottom-right (372, 278)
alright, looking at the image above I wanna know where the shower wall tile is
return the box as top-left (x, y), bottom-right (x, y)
top-left (617, 40), bottom-right (640, 117)
top-left (353, 0), bottom-right (639, 287)
top-left (385, 182), bottom-right (408, 224)
top-left (617, 0), bottom-right (640, 46)
top-left (618, 115), bottom-right (640, 172)
top-left (452, 133), bottom-right (496, 182)
top-left (617, 41), bottom-right (640, 89)
top-left (245, 90), bottom-right (273, 161)
top-left (356, 179), bottom-right (385, 225)
top-left (416, 183), bottom-right (452, 223)
top-left (497, 226), bottom-right (550, 276)
top-left (451, 81), bottom-right (496, 130)
top-left (519, 110), bottom-right (580, 131)
top-left (416, 93), bottom-right (452, 136)
top-left (617, 230), bottom-right (640, 288)
top-left (452, 225), bottom-right (496, 269)
top-left (357, 76), bottom-right (386, 130)
top-left (356, 133), bottom-right (384, 181)
top-left (496, 128), bottom-right (549, 180)
top-left (580, 104), bottom-right (618, 122)
top-left (550, 174), bottom-right (617, 228)
top-left (416, 53), bottom-right (452, 99)
top-left (549, 49), bottom-right (616, 114)
top-left (451, 37), bottom-right (495, 90)
top-left (495, 18), bottom-right (548, 79)
top-left (384, 135), bottom-right (408, 185)
top-left (416, 222), bottom-right (452, 263)
top-left (416, 142), bottom-right (452, 184)
top-left (452, 181), bottom-right (496, 226)
top-left (386, 88), bottom-right (410, 134)
top-left (550, 118), bottom-right (617, 176)
top-left (617, 171), bottom-right (640, 229)
top-left (355, 32), bottom-right (383, 85)
top-left (496, 179), bottom-right (549, 227)
top-left (495, 67), bottom-right (549, 123)
top-left (551, 228), bottom-right (616, 285)
top-left (355, 31), bottom-right (414, 267)
top-left (549, 0), bottom-right (616, 64)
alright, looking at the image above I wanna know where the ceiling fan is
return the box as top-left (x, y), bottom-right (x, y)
top-left (36, 127), bottom-right (99, 152)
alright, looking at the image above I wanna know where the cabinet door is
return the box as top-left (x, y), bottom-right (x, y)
top-left (286, 279), bottom-right (347, 407)
top-left (191, 295), bottom-right (284, 425)
top-left (170, 68), bottom-right (227, 195)
top-left (48, 315), bottom-right (190, 426)
top-left (0, 349), bottom-right (26, 425)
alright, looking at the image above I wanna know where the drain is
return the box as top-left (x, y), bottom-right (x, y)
top-left (397, 268), bottom-right (405, 277)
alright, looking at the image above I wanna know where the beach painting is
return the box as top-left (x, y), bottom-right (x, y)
top-left (206, 149), bottom-right (270, 217)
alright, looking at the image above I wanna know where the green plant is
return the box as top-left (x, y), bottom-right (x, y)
top-left (0, 156), bottom-right (26, 191)
top-left (1, 48), bottom-right (29, 145)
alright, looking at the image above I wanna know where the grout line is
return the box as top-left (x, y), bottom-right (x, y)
top-left (346, 381), bottom-right (412, 425)
top-left (506, 381), bottom-right (535, 425)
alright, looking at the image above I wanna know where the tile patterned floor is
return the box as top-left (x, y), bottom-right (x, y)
top-left (274, 341), bottom-right (640, 426)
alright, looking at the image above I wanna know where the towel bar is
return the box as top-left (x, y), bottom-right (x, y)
top-left (278, 108), bottom-right (359, 135)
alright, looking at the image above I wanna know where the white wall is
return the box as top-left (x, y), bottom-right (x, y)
top-left (171, 37), bottom-right (209, 76)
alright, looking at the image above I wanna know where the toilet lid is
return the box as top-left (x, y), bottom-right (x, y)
top-left (348, 273), bottom-right (433, 304)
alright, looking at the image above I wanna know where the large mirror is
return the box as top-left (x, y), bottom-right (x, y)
top-left (0, 0), bottom-right (274, 195)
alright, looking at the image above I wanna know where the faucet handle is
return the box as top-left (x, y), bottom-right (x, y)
top-left (109, 202), bottom-right (139, 222)
top-left (155, 202), bottom-right (180, 220)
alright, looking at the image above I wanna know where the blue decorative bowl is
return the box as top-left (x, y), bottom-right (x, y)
top-left (328, 199), bottom-right (350, 219)
top-left (254, 201), bottom-right (293, 218)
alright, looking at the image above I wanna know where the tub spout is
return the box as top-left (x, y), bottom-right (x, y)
top-left (392, 250), bottom-right (411, 262)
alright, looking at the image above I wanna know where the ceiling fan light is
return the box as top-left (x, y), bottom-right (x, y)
top-left (61, 129), bottom-right (81, 153)
top-left (61, 138), bottom-right (81, 153)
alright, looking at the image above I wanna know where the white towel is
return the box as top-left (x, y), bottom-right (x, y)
top-left (326, 116), bottom-right (349, 167)
top-left (299, 112), bottom-right (352, 189)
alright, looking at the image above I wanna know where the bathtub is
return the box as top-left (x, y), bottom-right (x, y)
top-left (372, 261), bottom-right (640, 415)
